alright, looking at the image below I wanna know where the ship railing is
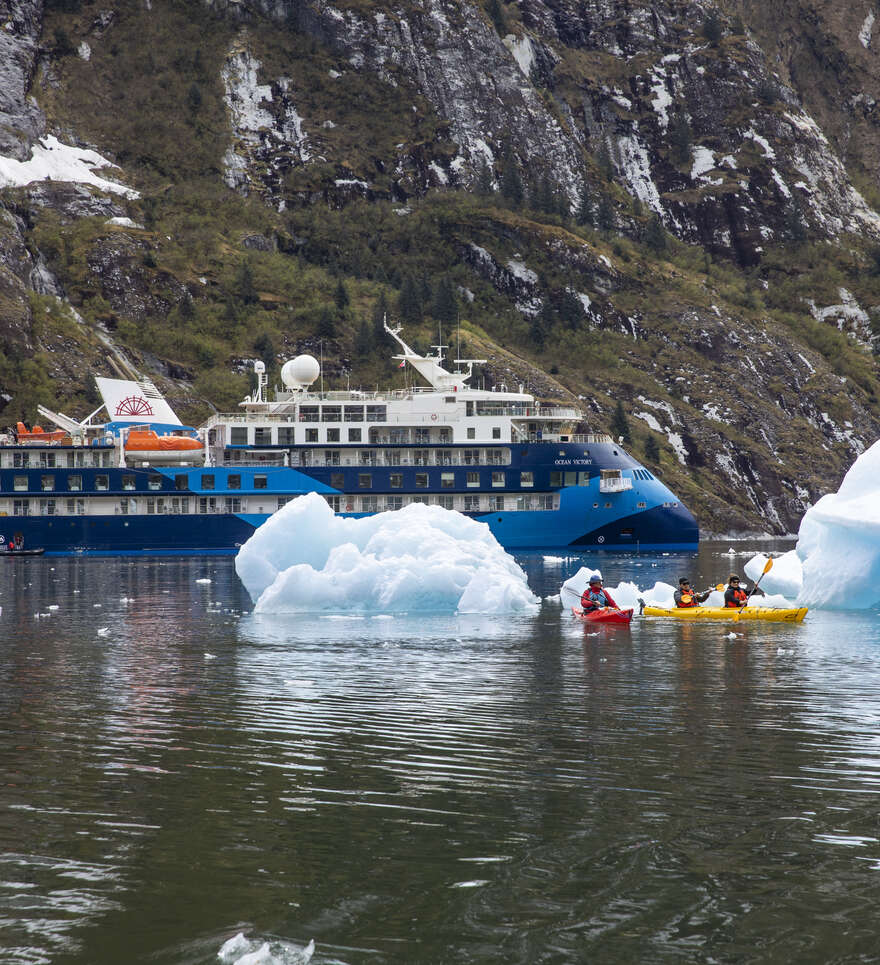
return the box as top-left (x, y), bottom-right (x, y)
top-left (571, 433), bottom-right (613, 444)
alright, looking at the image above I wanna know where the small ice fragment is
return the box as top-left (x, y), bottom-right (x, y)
top-left (218, 933), bottom-right (250, 961)
top-left (450, 879), bottom-right (489, 888)
top-left (725, 547), bottom-right (735, 555)
top-left (93, 603), bottom-right (102, 608)
top-left (236, 943), bottom-right (272, 965)
top-left (97, 627), bottom-right (110, 636)
top-left (204, 652), bottom-right (217, 660)
top-left (725, 632), bottom-right (738, 639)
top-left (47, 605), bottom-right (59, 611)
top-left (196, 578), bottom-right (212, 585)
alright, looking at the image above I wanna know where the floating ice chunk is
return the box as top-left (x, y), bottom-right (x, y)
top-left (97, 627), bottom-right (110, 636)
top-left (196, 578), bottom-right (212, 584)
top-left (561, 566), bottom-right (677, 609)
top-left (204, 652), bottom-right (217, 660)
top-left (743, 552), bottom-right (803, 600)
top-left (218, 934), bottom-right (315, 964)
top-left (48, 605), bottom-right (59, 611)
top-left (235, 494), bottom-right (538, 614)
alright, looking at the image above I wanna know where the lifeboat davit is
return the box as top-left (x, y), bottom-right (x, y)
top-left (124, 429), bottom-right (203, 464)
top-left (16, 422), bottom-right (69, 445)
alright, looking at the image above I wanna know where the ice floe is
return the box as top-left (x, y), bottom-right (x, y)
top-left (235, 493), bottom-right (539, 614)
top-left (218, 933), bottom-right (314, 964)
top-left (745, 439), bottom-right (880, 608)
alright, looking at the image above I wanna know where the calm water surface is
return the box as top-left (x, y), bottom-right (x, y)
top-left (2, 543), bottom-right (880, 964)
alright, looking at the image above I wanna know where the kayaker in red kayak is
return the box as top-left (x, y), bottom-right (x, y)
top-left (581, 574), bottom-right (618, 612)
top-left (674, 577), bottom-right (711, 608)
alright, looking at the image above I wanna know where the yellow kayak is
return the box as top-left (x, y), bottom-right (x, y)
top-left (642, 605), bottom-right (808, 623)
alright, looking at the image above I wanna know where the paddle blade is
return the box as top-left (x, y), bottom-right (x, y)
top-left (762, 557), bottom-right (774, 574)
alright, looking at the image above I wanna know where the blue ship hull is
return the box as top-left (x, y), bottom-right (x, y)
top-left (0, 439), bottom-right (698, 555)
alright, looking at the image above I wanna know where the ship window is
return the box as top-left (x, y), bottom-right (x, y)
top-left (441, 472), bottom-right (455, 489)
top-left (467, 427), bottom-right (476, 440)
top-left (348, 428), bottom-right (362, 443)
top-left (119, 498), bottom-right (131, 516)
top-left (13, 499), bottom-right (30, 516)
top-left (13, 475), bottom-right (27, 491)
top-left (40, 452), bottom-right (56, 468)
top-left (550, 471), bottom-right (562, 487)
top-left (463, 449), bottom-right (479, 465)
top-left (386, 449), bottom-right (401, 466)
top-left (466, 401), bottom-right (474, 416)
top-left (327, 428), bottom-right (340, 443)
top-left (492, 427), bottom-right (501, 439)
top-left (492, 471), bottom-right (505, 488)
top-left (148, 475), bottom-right (162, 491)
top-left (520, 471), bottom-right (534, 488)
top-left (278, 427), bottom-right (295, 444)
top-left (323, 406), bottom-right (342, 422)
top-left (445, 396), bottom-right (456, 403)
top-left (198, 497), bottom-right (216, 514)
top-left (300, 406), bottom-right (319, 423)
top-left (387, 495), bottom-right (403, 510)
top-left (305, 429), bottom-right (318, 443)
top-left (490, 495), bottom-right (504, 511)
top-left (225, 497), bottom-right (242, 513)
top-left (330, 472), bottom-right (344, 490)
top-left (488, 449), bottom-right (505, 465)
top-left (325, 450), bottom-right (340, 466)
top-left (414, 449), bottom-right (430, 466)
top-left (438, 495), bottom-right (455, 509)
top-left (564, 472), bottom-right (577, 486)
top-left (637, 501), bottom-right (646, 508)
top-left (13, 452), bottom-right (31, 468)
top-left (69, 474), bottom-right (83, 491)
top-left (604, 502), bottom-right (612, 509)
top-left (390, 473), bottom-right (403, 488)
top-left (323, 495), bottom-right (340, 512)
top-left (201, 474), bottom-right (215, 490)
top-left (277, 496), bottom-right (292, 510)
top-left (361, 495), bottom-right (377, 512)
top-left (230, 426), bottom-right (248, 445)
top-left (67, 498), bottom-right (84, 515)
top-left (174, 474), bottom-right (187, 490)
top-left (40, 498), bottom-right (56, 516)
top-left (415, 473), bottom-right (428, 488)
top-left (228, 474), bottom-right (241, 489)
top-left (254, 475), bottom-right (268, 490)
top-left (96, 474), bottom-right (109, 491)
top-left (344, 405), bottom-right (364, 422)
top-left (464, 495), bottom-right (480, 511)
top-left (466, 472), bottom-right (479, 488)
top-left (358, 473), bottom-right (372, 489)
top-left (578, 472), bottom-right (590, 486)
top-left (366, 405), bottom-right (386, 423)
top-left (41, 474), bottom-right (55, 491)
top-left (254, 427), bottom-right (272, 445)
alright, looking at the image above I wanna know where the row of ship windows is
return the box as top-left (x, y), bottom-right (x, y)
top-left (230, 426), bottom-right (500, 445)
top-left (2, 451), bottom-right (114, 469)
top-left (288, 448), bottom-right (509, 467)
top-left (3, 493), bottom-right (561, 516)
top-left (3, 470), bottom-right (539, 492)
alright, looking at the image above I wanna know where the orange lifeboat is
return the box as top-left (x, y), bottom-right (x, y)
top-left (16, 422), bottom-right (70, 445)
top-left (124, 429), bottom-right (204, 464)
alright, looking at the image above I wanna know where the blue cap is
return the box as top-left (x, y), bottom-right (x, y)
top-left (589, 574), bottom-right (602, 583)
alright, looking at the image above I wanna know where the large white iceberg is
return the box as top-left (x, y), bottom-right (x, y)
top-left (745, 439), bottom-right (880, 609)
top-left (234, 493), bottom-right (539, 614)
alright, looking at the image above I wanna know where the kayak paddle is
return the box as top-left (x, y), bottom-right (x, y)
top-left (735, 557), bottom-right (773, 617)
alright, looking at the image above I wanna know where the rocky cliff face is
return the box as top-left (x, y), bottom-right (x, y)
top-left (2, 0), bottom-right (880, 535)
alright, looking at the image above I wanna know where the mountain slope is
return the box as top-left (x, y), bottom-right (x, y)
top-left (1, 0), bottom-right (880, 534)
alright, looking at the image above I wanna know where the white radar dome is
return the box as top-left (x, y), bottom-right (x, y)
top-left (281, 354), bottom-right (321, 389)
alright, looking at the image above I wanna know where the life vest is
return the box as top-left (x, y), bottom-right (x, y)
top-left (677, 590), bottom-right (697, 608)
top-left (582, 588), bottom-right (608, 609)
top-left (725, 586), bottom-right (749, 607)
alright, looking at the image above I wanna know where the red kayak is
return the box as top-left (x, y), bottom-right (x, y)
top-left (572, 606), bottom-right (634, 625)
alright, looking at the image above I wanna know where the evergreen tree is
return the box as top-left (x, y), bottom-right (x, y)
top-left (644, 435), bottom-right (661, 463)
top-left (597, 195), bottom-right (615, 231)
top-left (500, 143), bottom-right (524, 207)
top-left (432, 277), bottom-right (458, 326)
top-left (398, 274), bottom-right (422, 325)
top-left (474, 156), bottom-right (494, 196)
top-left (334, 279), bottom-right (350, 314)
top-left (354, 318), bottom-right (372, 357)
top-left (784, 200), bottom-right (807, 244)
top-left (610, 400), bottom-right (632, 443)
top-left (576, 180), bottom-right (594, 226)
top-left (558, 290), bottom-right (583, 330)
top-left (669, 112), bottom-right (693, 165)
top-left (316, 306), bottom-right (336, 338)
top-left (702, 10), bottom-right (723, 46)
top-left (596, 142), bottom-right (615, 180)
top-left (644, 212), bottom-right (667, 253)
top-left (486, 0), bottom-right (505, 33)
top-left (253, 332), bottom-right (275, 364)
top-left (234, 259), bottom-right (258, 305)
top-left (186, 82), bottom-right (202, 113)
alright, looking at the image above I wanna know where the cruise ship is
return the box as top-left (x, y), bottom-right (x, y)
top-left (0, 325), bottom-right (698, 555)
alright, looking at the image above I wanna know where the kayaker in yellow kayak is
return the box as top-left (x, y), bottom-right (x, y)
top-left (674, 578), bottom-right (711, 608)
top-left (723, 574), bottom-right (764, 608)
